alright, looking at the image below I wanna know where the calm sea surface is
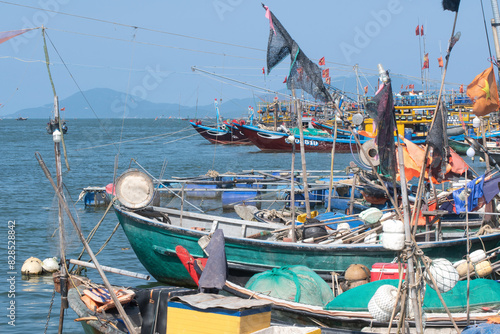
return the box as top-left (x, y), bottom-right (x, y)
top-left (0, 118), bottom-right (483, 333)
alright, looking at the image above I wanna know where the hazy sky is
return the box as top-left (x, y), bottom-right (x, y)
top-left (0, 0), bottom-right (497, 116)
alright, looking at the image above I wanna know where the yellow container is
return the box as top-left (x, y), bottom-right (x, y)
top-left (166, 300), bottom-right (271, 334)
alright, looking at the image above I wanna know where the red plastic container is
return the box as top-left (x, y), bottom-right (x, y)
top-left (370, 263), bottom-right (406, 282)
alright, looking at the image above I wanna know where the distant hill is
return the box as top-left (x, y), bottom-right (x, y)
top-left (3, 88), bottom-right (258, 119)
top-left (4, 74), bottom-right (424, 119)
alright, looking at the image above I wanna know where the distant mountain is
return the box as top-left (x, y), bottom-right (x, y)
top-left (4, 74), bottom-right (423, 119)
top-left (3, 88), bottom-right (258, 119)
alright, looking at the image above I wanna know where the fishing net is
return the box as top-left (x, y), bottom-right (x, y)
top-left (325, 279), bottom-right (500, 313)
top-left (290, 128), bottom-right (329, 137)
top-left (245, 265), bottom-right (333, 307)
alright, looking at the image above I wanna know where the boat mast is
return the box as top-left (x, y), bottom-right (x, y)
top-left (42, 26), bottom-right (68, 333)
top-left (491, 0), bottom-right (500, 62)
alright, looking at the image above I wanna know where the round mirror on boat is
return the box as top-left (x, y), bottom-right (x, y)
top-left (352, 113), bottom-right (363, 126)
top-left (115, 169), bottom-right (155, 209)
top-left (360, 139), bottom-right (380, 166)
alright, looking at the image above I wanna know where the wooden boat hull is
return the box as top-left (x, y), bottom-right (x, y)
top-left (190, 121), bottom-right (251, 145)
top-left (114, 205), bottom-right (500, 286)
top-left (237, 124), bottom-right (362, 153)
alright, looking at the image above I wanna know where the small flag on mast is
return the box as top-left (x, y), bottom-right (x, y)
top-left (422, 53), bottom-right (429, 69)
top-left (262, 67), bottom-right (265, 74)
top-left (318, 57), bottom-right (325, 66)
top-left (415, 25), bottom-right (420, 36)
top-left (322, 68), bottom-right (329, 78)
top-left (438, 56), bottom-right (444, 67)
top-left (420, 25), bottom-right (424, 36)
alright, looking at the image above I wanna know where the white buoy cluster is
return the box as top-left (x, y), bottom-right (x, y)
top-left (21, 257), bottom-right (59, 275)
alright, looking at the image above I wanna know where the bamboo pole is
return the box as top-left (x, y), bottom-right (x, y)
top-left (292, 90), bottom-right (312, 218)
top-left (35, 153), bottom-right (138, 334)
top-left (69, 259), bottom-right (150, 281)
top-left (290, 141), bottom-right (296, 242)
top-left (53, 95), bottom-right (67, 334)
top-left (396, 134), bottom-right (423, 334)
top-left (327, 119), bottom-right (338, 212)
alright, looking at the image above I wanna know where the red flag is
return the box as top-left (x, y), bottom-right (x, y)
top-left (459, 84), bottom-right (464, 93)
top-left (422, 53), bottom-right (429, 69)
top-left (60, 107), bottom-right (65, 111)
top-left (326, 77), bottom-right (331, 85)
top-left (401, 84), bottom-right (403, 89)
top-left (0, 28), bottom-right (34, 45)
top-left (283, 76), bottom-right (287, 83)
top-left (438, 56), bottom-right (444, 68)
top-left (262, 67), bottom-right (265, 74)
top-left (364, 86), bottom-right (368, 94)
top-left (409, 84), bottom-right (414, 89)
top-left (322, 68), bottom-right (329, 78)
top-left (318, 57), bottom-right (325, 66)
top-left (420, 25), bottom-right (424, 36)
top-left (415, 25), bottom-right (420, 36)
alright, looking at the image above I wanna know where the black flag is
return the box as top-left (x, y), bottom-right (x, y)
top-left (263, 4), bottom-right (331, 102)
top-left (442, 0), bottom-right (460, 12)
top-left (425, 100), bottom-right (449, 182)
top-left (365, 80), bottom-right (397, 180)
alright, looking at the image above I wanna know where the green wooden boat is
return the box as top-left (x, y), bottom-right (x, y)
top-left (449, 138), bottom-right (470, 155)
top-left (114, 204), bottom-right (500, 287)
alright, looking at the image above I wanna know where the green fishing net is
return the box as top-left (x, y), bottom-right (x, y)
top-left (325, 279), bottom-right (500, 313)
top-left (245, 265), bottom-right (334, 307)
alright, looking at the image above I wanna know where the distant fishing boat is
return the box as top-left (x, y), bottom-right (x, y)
top-left (190, 98), bottom-right (252, 145)
top-left (189, 119), bottom-right (251, 145)
top-left (16, 117), bottom-right (28, 120)
top-left (235, 122), bottom-right (367, 152)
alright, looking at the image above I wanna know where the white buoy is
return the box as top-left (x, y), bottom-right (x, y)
top-left (466, 147), bottom-right (475, 158)
top-left (42, 257), bottom-right (60, 273)
top-left (364, 232), bottom-right (378, 244)
top-left (382, 219), bottom-right (405, 251)
top-left (469, 249), bottom-right (486, 264)
top-left (359, 207), bottom-right (383, 224)
top-left (368, 284), bottom-right (400, 322)
top-left (21, 257), bottom-right (43, 275)
top-left (425, 258), bottom-right (459, 293)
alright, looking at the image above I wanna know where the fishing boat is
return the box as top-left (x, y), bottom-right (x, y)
top-left (235, 122), bottom-right (367, 153)
top-left (16, 116), bottom-right (28, 120)
top-left (190, 97), bottom-right (252, 145)
top-left (189, 119), bottom-right (251, 145)
top-left (113, 198), bottom-right (500, 287)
